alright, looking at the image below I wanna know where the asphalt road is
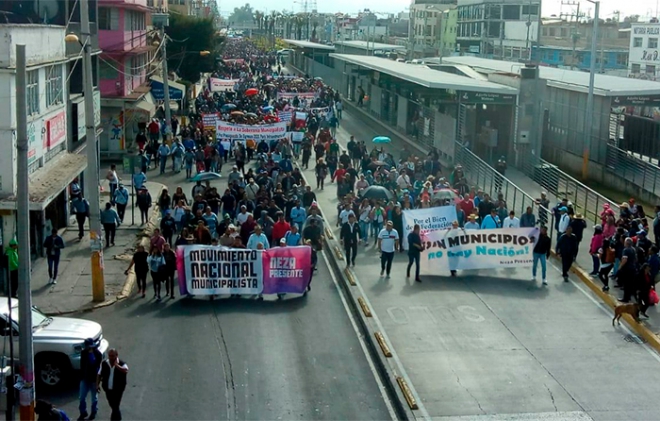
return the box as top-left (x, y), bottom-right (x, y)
top-left (36, 169), bottom-right (395, 421)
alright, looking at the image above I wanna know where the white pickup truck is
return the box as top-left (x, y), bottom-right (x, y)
top-left (0, 299), bottom-right (109, 388)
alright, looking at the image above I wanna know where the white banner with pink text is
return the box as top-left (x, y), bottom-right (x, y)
top-left (215, 121), bottom-right (287, 141)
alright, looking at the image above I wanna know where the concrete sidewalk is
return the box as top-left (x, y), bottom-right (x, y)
top-left (31, 181), bottom-right (165, 315)
top-left (302, 104), bottom-right (660, 420)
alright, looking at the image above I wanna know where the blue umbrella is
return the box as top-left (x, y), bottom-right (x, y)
top-left (262, 105), bottom-right (274, 112)
top-left (189, 172), bottom-right (222, 182)
top-left (221, 103), bottom-right (237, 111)
top-left (372, 136), bottom-right (391, 144)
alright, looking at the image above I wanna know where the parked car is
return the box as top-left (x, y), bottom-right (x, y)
top-left (277, 48), bottom-right (294, 56)
top-left (0, 299), bottom-right (109, 388)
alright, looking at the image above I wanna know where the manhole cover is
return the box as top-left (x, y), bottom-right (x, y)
top-left (623, 334), bottom-right (646, 344)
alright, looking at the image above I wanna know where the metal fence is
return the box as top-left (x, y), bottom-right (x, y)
top-left (606, 142), bottom-right (660, 199)
top-left (517, 154), bottom-right (617, 226)
top-left (454, 142), bottom-right (555, 237)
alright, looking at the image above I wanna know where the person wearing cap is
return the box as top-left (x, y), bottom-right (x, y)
top-left (227, 165), bottom-right (243, 186)
top-left (378, 220), bottom-right (399, 278)
top-left (557, 206), bottom-right (570, 249)
top-left (552, 198), bottom-right (569, 232)
top-left (637, 229), bottom-right (653, 254)
top-left (78, 337), bottom-right (103, 420)
top-left (113, 183), bottom-right (130, 223)
top-left (570, 213), bottom-right (587, 254)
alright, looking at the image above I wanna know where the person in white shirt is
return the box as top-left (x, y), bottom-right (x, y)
top-left (236, 205), bottom-right (252, 226)
top-left (377, 221), bottom-right (400, 278)
top-left (97, 348), bottom-right (129, 421)
top-left (337, 204), bottom-right (355, 227)
top-left (557, 206), bottom-right (570, 248)
top-left (396, 170), bottom-right (411, 190)
top-left (502, 210), bottom-right (520, 228)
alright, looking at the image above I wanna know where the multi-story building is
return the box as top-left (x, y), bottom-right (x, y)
top-left (456, 0), bottom-right (540, 59)
top-left (409, 0), bottom-right (456, 57)
top-left (168, 0), bottom-right (191, 16)
top-left (535, 18), bottom-right (629, 74)
top-left (0, 0), bottom-right (102, 252)
top-left (98, 0), bottom-right (156, 155)
top-left (628, 21), bottom-right (660, 81)
top-left (440, 7), bottom-right (458, 56)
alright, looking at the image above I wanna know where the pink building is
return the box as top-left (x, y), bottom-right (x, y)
top-left (98, 0), bottom-right (156, 154)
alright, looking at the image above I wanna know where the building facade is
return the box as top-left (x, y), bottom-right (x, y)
top-left (440, 8), bottom-right (458, 56)
top-left (98, 0), bottom-right (156, 155)
top-left (0, 0), bottom-right (101, 254)
top-left (628, 22), bottom-right (660, 81)
top-left (456, 0), bottom-right (540, 59)
top-left (409, 0), bottom-right (456, 58)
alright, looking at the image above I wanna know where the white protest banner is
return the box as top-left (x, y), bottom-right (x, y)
top-left (289, 131), bottom-right (305, 143)
top-left (295, 112), bottom-right (307, 120)
top-left (209, 78), bottom-right (239, 92)
top-left (181, 247), bottom-right (263, 294)
top-left (278, 110), bottom-right (293, 123)
top-left (202, 113), bottom-right (218, 130)
top-left (402, 206), bottom-right (457, 250)
top-left (277, 92), bottom-right (317, 101)
top-left (216, 121), bottom-right (287, 141)
top-left (420, 227), bottom-right (539, 272)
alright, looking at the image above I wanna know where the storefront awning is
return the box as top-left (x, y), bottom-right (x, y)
top-left (150, 76), bottom-right (186, 101)
top-left (0, 153), bottom-right (88, 211)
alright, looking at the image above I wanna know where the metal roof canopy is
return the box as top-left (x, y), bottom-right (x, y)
top-left (442, 56), bottom-right (660, 97)
top-left (333, 41), bottom-right (406, 51)
top-left (330, 54), bottom-right (518, 94)
top-left (283, 39), bottom-right (335, 50)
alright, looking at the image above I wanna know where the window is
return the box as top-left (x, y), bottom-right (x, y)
top-left (522, 4), bottom-right (539, 15)
top-left (26, 70), bottom-right (39, 116)
top-left (486, 5), bottom-right (500, 19)
top-left (617, 53), bottom-right (628, 66)
top-left (45, 65), bottom-right (62, 107)
top-left (99, 60), bottom-right (118, 79)
top-left (502, 5), bottom-right (520, 20)
top-left (634, 37), bottom-right (643, 47)
top-left (549, 27), bottom-right (556, 37)
top-left (560, 28), bottom-right (568, 37)
top-left (126, 11), bottom-right (146, 31)
top-left (649, 37), bottom-right (658, 48)
top-left (647, 64), bottom-right (656, 75)
top-left (632, 63), bottom-right (641, 73)
top-left (98, 7), bottom-right (119, 30)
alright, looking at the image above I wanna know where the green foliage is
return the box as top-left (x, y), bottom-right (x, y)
top-left (166, 14), bottom-right (216, 83)
top-left (228, 3), bottom-right (254, 25)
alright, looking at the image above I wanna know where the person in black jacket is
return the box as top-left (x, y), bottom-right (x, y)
top-left (97, 349), bottom-right (129, 421)
top-left (78, 338), bottom-right (102, 420)
top-left (340, 214), bottom-right (360, 267)
top-left (557, 225), bottom-right (578, 281)
top-left (532, 226), bottom-right (552, 285)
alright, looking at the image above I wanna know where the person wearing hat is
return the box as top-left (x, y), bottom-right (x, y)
top-left (112, 183), bottom-right (130, 223)
top-left (552, 198), bottom-right (569, 231)
top-left (377, 220), bottom-right (400, 278)
top-left (464, 214), bottom-right (480, 230)
top-left (569, 213), bottom-right (587, 254)
top-left (78, 338), bottom-right (103, 420)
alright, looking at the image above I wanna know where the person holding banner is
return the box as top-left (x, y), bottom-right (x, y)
top-left (407, 224), bottom-right (424, 282)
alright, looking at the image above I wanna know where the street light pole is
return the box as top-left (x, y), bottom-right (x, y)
top-left (15, 43), bottom-right (36, 421)
top-left (81, 0), bottom-right (105, 302)
top-left (160, 26), bottom-right (173, 143)
top-left (582, 0), bottom-right (599, 180)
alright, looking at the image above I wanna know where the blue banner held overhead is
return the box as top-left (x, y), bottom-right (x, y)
top-left (150, 78), bottom-right (183, 101)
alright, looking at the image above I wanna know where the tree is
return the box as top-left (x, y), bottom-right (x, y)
top-left (166, 14), bottom-right (217, 83)
top-left (229, 3), bottom-right (254, 25)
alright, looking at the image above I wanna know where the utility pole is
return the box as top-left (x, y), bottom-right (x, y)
top-left (15, 43), bottom-right (35, 421)
top-left (81, 0), bottom-right (105, 302)
top-left (582, 0), bottom-right (599, 180)
top-left (160, 26), bottom-right (173, 143)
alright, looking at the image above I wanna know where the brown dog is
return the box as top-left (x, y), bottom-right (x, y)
top-left (612, 303), bottom-right (640, 325)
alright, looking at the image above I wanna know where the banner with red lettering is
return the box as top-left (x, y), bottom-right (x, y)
top-left (202, 113), bottom-right (219, 130)
top-left (209, 78), bottom-right (239, 92)
top-left (277, 92), bottom-right (317, 101)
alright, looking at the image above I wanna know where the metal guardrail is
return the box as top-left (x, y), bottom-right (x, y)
top-left (454, 142), bottom-right (555, 237)
top-left (607, 142), bottom-right (660, 199)
top-left (518, 155), bottom-right (618, 226)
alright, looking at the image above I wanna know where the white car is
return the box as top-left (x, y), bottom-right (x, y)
top-left (0, 299), bottom-right (109, 388)
top-left (277, 48), bottom-right (294, 56)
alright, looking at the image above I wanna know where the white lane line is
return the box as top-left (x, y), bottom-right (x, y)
top-left (321, 251), bottom-right (399, 421)
top-left (548, 261), bottom-right (660, 364)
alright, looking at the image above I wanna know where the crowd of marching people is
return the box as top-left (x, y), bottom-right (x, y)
top-left (113, 37), bottom-right (660, 315)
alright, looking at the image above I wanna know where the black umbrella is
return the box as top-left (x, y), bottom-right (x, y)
top-left (360, 185), bottom-right (394, 201)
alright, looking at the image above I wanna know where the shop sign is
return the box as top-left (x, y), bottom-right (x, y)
top-left (611, 95), bottom-right (660, 106)
top-left (46, 111), bottom-right (66, 150)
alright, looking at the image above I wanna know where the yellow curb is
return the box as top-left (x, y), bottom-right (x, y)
top-left (358, 297), bottom-right (372, 317)
top-left (550, 250), bottom-right (660, 351)
top-left (396, 376), bottom-right (419, 410)
top-left (344, 268), bottom-right (357, 286)
top-left (334, 245), bottom-right (344, 260)
top-left (374, 331), bottom-right (392, 357)
top-left (325, 227), bottom-right (334, 240)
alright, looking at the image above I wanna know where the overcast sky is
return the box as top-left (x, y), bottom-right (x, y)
top-left (220, 0), bottom-right (660, 20)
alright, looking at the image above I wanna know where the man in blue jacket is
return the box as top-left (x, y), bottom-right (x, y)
top-left (78, 338), bottom-right (102, 420)
top-left (43, 229), bottom-right (65, 285)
